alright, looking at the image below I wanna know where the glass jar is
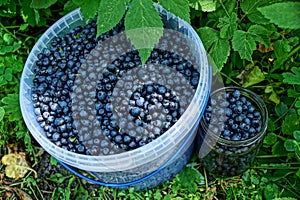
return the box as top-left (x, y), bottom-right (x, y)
top-left (197, 86), bottom-right (268, 177)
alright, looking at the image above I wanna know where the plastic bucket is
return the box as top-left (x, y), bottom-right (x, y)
top-left (20, 5), bottom-right (211, 190)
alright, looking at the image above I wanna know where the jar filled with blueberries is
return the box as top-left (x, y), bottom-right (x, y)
top-left (197, 86), bottom-right (268, 177)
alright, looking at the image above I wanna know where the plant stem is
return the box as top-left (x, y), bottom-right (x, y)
top-left (256, 154), bottom-right (289, 158)
top-left (203, 167), bottom-right (208, 189)
top-left (270, 44), bottom-right (300, 73)
top-left (252, 166), bottom-right (299, 170)
top-left (220, 72), bottom-right (241, 86)
top-left (219, 0), bottom-right (230, 17)
top-left (273, 99), bottom-right (297, 124)
top-left (276, 182), bottom-right (300, 198)
top-left (0, 22), bottom-right (19, 41)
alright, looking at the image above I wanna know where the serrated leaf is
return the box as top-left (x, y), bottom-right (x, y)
top-left (284, 139), bottom-right (299, 152)
top-left (1, 93), bottom-right (22, 121)
top-left (199, 0), bottom-right (216, 12)
top-left (125, 0), bottom-right (163, 66)
top-left (287, 89), bottom-right (300, 98)
top-left (258, 2), bottom-right (300, 30)
top-left (0, 107), bottom-right (5, 121)
top-left (273, 38), bottom-right (291, 62)
top-left (72, 0), bottom-right (99, 19)
top-left (1, 153), bottom-right (29, 180)
top-left (275, 102), bottom-right (288, 117)
top-left (160, 0), bottom-right (190, 23)
top-left (96, 0), bottom-right (126, 38)
top-left (240, 0), bottom-right (270, 24)
top-left (232, 30), bottom-right (256, 61)
top-left (282, 67), bottom-right (300, 85)
top-left (239, 66), bottom-right (265, 88)
top-left (248, 24), bottom-right (272, 47)
top-left (263, 132), bottom-right (277, 146)
top-left (197, 27), bottom-right (230, 71)
top-left (269, 90), bottom-right (280, 104)
top-left (178, 166), bottom-right (204, 193)
top-left (282, 113), bottom-right (300, 135)
top-left (217, 12), bottom-right (237, 39)
top-left (294, 131), bottom-right (300, 142)
top-left (207, 0), bottom-right (236, 21)
top-left (263, 183), bottom-right (279, 200)
top-left (30, 0), bottom-right (58, 9)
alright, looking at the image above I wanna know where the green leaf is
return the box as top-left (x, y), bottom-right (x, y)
top-left (30, 0), bottom-right (58, 9)
top-left (96, 0), bottom-right (126, 38)
top-left (263, 132), bottom-right (277, 146)
top-left (287, 89), bottom-right (300, 98)
top-left (232, 30), bottom-right (256, 61)
top-left (0, 107), bottom-right (5, 121)
top-left (283, 67), bottom-right (300, 85)
top-left (273, 38), bottom-right (291, 62)
top-left (269, 90), bottom-right (280, 105)
top-left (48, 173), bottom-right (70, 184)
top-left (263, 183), bottom-right (279, 200)
top-left (272, 141), bottom-right (287, 155)
top-left (258, 2), bottom-right (300, 30)
top-left (178, 166), bottom-right (204, 193)
top-left (197, 27), bottom-right (230, 71)
top-left (240, 0), bottom-right (270, 24)
top-left (199, 0), bottom-right (216, 12)
top-left (240, 66), bottom-right (265, 88)
top-left (296, 168), bottom-right (300, 179)
top-left (284, 139), bottom-right (299, 152)
top-left (275, 102), bottom-right (288, 117)
top-left (273, 198), bottom-right (298, 200)
top-left (217, 12), bottom-right (237, 39)
top-left (125, 0), bottom-right (163, 66)
top-left (248, 24), bottom-right (272, 47)
top-left (282, 113), bottom-right (300, 135)
top-left (72, 0), bottom-right (99, 19)
top-left (159, 0), bottom-right (190, 23)
top-left (1, 93), bottom-right (22, 122)
top-left (294, 131), bottom-right (300, 142)
top-left (20, 0), bottom-right (38, 26)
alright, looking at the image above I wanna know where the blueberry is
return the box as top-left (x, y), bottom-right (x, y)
top-left (232, 90), bottom-right (240, 99)
top-left (130, 107), bottom-right (141, 117)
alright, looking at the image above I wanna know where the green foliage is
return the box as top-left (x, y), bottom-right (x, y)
top-left (97, 0), bottom-right (126, 37)
top-left (283, 67), bottom-right (300, 85)
top-left (197, 27), bottom-right (230, 72)
top-left (30, 0), bottom-right (58, 9)
top-left (0, 0), bottom-right (300, 199)
top-left (72, 0), bottom-right (100, 19)
top-left (258, 2), bottom-right (300, 30)
top-left (159, 0), bottom-right (190, 23)
top-left (232, 30), bottom-right (257, 61)
top-left (177, 164), bottom-right (205, 193)
top-left (125, 0), bottom-right (163, 65)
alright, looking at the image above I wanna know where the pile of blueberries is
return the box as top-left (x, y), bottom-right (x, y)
top-left (199, 88), bottom-right (264, 176)
top-left (203, 89), bottom-right (263, 141)
top-left (31, 18), bottom-right (200, 155)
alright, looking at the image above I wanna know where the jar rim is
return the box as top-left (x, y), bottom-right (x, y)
top-left (200, 86), bottom-right (268, 146)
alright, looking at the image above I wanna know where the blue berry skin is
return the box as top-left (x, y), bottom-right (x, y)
top-left (203, 89), bottom-right (263, 141)
top-left (232, 90), bottom-right (240, 99)
top-left (130, 107), bottom-right (141, 117)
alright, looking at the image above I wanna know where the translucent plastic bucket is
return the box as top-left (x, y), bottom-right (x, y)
top-left (20, 5), bottom-right (211, 190)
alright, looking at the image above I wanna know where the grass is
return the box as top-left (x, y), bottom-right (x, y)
top-left (1, 0), bottom-right (300, 199)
